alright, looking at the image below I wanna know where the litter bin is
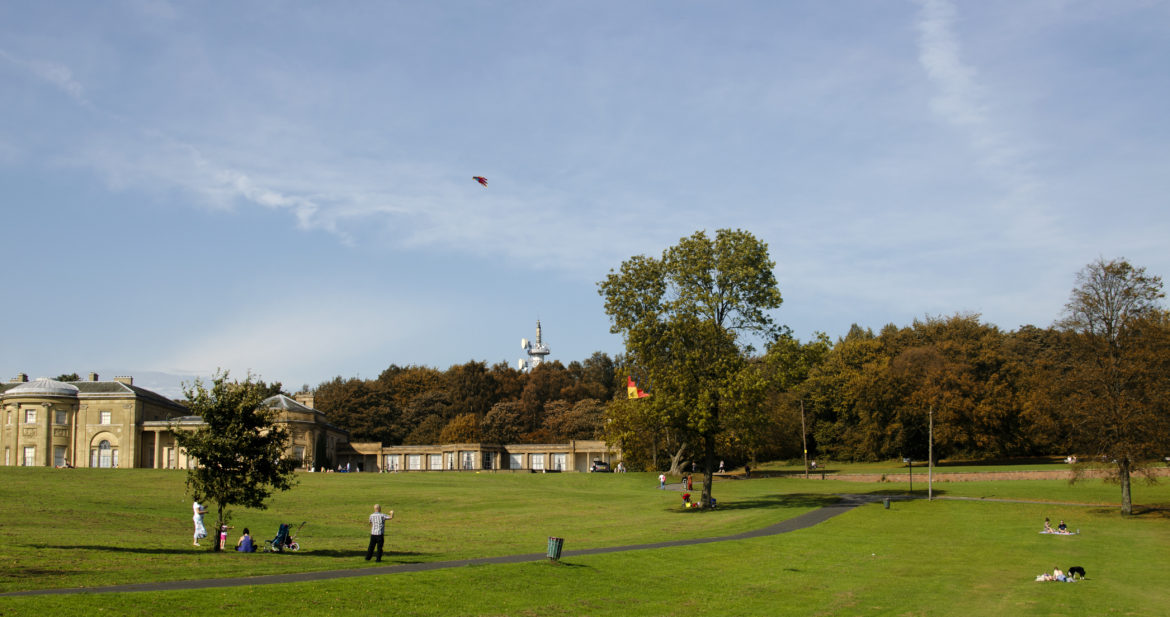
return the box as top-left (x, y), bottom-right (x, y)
top-left (883, 498), bottom-right (890, 509)
top-left (547, 536), bottom-right (564, 560)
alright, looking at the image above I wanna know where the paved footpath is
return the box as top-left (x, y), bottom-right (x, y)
top-left (2, 495), bottom-right (884, 597)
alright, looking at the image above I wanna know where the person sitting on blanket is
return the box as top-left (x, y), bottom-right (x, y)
top-left (236, 528), bottom-right (256, 553)
top-left (1057, 520), bottom-right (1068, 533)
top-left (1043, 518), bottom-right (1053, 533)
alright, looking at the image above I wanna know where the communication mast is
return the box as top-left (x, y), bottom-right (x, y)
top-left (518, 320), bottom-right (551, 372)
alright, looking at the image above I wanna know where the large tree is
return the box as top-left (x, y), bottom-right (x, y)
top-left (599, 229), bottom-right (782, 507)
top-left (172, 371), bottom-right (297, 550)
top-left (1055, 258), bottom-right (1170, 515)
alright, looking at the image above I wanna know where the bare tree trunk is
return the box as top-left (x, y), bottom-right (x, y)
top-left (1120, 457), bottom-right (1133, 516)
top-left (701, 432), bottom-right (715, 508)
top-left (214, 504), bottom-right (226, 552)
top-left (667, 443), bottom-right (687, 476)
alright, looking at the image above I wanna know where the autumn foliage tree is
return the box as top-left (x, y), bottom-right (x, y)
top-left (1053, 258), bottom-right (1170, 515)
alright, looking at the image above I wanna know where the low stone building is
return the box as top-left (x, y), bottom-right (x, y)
top-left (347, 440), bottom-right (617, 473)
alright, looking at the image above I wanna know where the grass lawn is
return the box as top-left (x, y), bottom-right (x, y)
top-left (3, 466), bottom-right (1169, 616)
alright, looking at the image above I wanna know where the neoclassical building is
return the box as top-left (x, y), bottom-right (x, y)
top-left (0, 374), bottom-right (348, 470)
top-left (2, 374), bottom-right (619, 473)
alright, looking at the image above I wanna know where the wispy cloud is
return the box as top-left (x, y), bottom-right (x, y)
top-left (0, 48), bottom-right (87, 103)
top-left (914, 0), bottom-right (1037, 192)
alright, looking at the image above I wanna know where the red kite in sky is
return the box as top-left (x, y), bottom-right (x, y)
top-left (472, 176), bottom-right (488, 187)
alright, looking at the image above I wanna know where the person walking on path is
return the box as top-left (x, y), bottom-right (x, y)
top-left (365, 504), bottom-right (394, 562)
top-left (658, 473), bottom-right (666, 489)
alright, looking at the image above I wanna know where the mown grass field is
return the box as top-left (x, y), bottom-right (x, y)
top-left (2, 464), bottom-right (1169, 616)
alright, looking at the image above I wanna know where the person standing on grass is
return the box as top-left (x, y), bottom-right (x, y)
top-left (192, 500), bottom-right (208, 546)
top-left (365, 504), bottom-right (394, 562)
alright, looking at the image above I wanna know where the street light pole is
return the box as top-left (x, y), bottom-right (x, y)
top-left (800, 399), bottom-right (808, 479)
top-left (928, 405), bottom-right (934, 501)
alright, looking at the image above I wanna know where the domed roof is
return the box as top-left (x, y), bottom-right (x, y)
top-left (5, 377), bottom-right (80, 398)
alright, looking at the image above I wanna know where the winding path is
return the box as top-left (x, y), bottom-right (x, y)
top-left (2, 494), bottom-right (883, 597)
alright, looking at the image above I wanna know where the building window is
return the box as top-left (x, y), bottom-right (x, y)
top-left (54, 446), bottom-right (66, 467)
top-left (293, 446), bottom-right (305, 462)
top-left (54, 410), bottom-right (67, 425)
top-left (428, 454), bottom-right (441, 470)
top-left (482, 452), bottom-right (495, 470)
top-left (24, 409), bottom-right (37, 424)
top-left (552, 453), bottom-right (567, 471)
top-left (509, 453), bottom-right (524, 470)
top-left (93, 440), bottom-right (115, 468)
top-left (408, 454), bottom-right (422, 470)
top-left (100, 411), bottom-right (112, 425)
top-left (531, 454), bottom-right (545, 470)
top-left (23, 446), bottom-right (36, 466)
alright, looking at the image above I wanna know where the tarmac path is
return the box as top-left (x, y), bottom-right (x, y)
top-left (2, 494), bottom-right (882, 597)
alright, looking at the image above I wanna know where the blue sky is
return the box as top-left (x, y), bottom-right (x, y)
top-left (3, 1), bottom-right (1169, 397)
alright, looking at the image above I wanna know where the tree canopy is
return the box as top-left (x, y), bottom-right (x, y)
top-left (172, 371), bottom-right (297, 550)
top-left (599, 229), bottom-right (783, 507)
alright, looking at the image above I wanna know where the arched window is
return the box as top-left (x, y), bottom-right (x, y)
top-left (91, 440), bottom-right (115, 468)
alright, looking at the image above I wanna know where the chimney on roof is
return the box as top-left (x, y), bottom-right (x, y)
top-left (114, 376), bottom-right (133, 386)
top-left (10, 373), bottom-right (28, 383)
top-left (88, 372), bottom-right (99, 382)
top-left (294, 392), bottom-right (315, 409)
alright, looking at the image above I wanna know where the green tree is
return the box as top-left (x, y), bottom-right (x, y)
top-left (172, 371), bottom-right (297, 551)
top-left (55, 373), bottom-right (81, 382)
top-left (599, 229), bottom-right (782, 507)
top-left (1055, 258), bottom-right (1170, 515)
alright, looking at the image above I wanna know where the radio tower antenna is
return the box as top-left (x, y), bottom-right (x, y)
top-left (518, 320), bottom-right (551, 372)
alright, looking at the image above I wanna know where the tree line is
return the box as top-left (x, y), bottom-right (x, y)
top-left (312, 239), bottom-right (1168, 514)
top-left (312, 353), bottom-right (624, 447)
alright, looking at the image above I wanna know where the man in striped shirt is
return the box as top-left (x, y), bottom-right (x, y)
top-left (365, 503), bottom-right (394, 562)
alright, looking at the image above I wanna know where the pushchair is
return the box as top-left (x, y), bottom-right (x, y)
top-left (264, 521), bottom-right (305, 552)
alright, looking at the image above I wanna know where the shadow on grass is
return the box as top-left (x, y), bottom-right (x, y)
top-left (667, 493), bottom-right (869, 514)
top-left (25, 544), bottom-right (432, 560)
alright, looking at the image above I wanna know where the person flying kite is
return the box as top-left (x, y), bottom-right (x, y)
top-left (472, 176), bottom-right (488, 187)
top-left (627, 376), bottom-right (650, 399)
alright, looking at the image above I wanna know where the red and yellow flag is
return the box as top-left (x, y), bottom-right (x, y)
top-left (627, 376), bottom-right (650, 399)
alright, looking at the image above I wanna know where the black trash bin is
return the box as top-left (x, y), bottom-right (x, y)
top-left (547, 536), bottom-right (564, 560)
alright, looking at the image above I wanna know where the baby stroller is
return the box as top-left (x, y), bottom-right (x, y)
top-left (264, 521), bottom-right (305, 552)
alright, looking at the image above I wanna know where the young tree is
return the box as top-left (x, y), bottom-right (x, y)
top-left (1055, 258), bottom-right (1170, 515)
top-left (599, 229), bottom-right (783, 507)
top-left (172, 371), bottom-right (297, 550)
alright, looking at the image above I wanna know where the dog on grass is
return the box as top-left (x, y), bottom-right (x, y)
top-left (1068, 566), bottom-right (1086, 580)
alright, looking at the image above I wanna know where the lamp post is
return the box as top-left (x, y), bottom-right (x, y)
top-left (800, 400), bottom-right (809, 479)
top-left (928, 405), bottom-right (934, 501)
top-left (904, 457), bottom-right (913, 493)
